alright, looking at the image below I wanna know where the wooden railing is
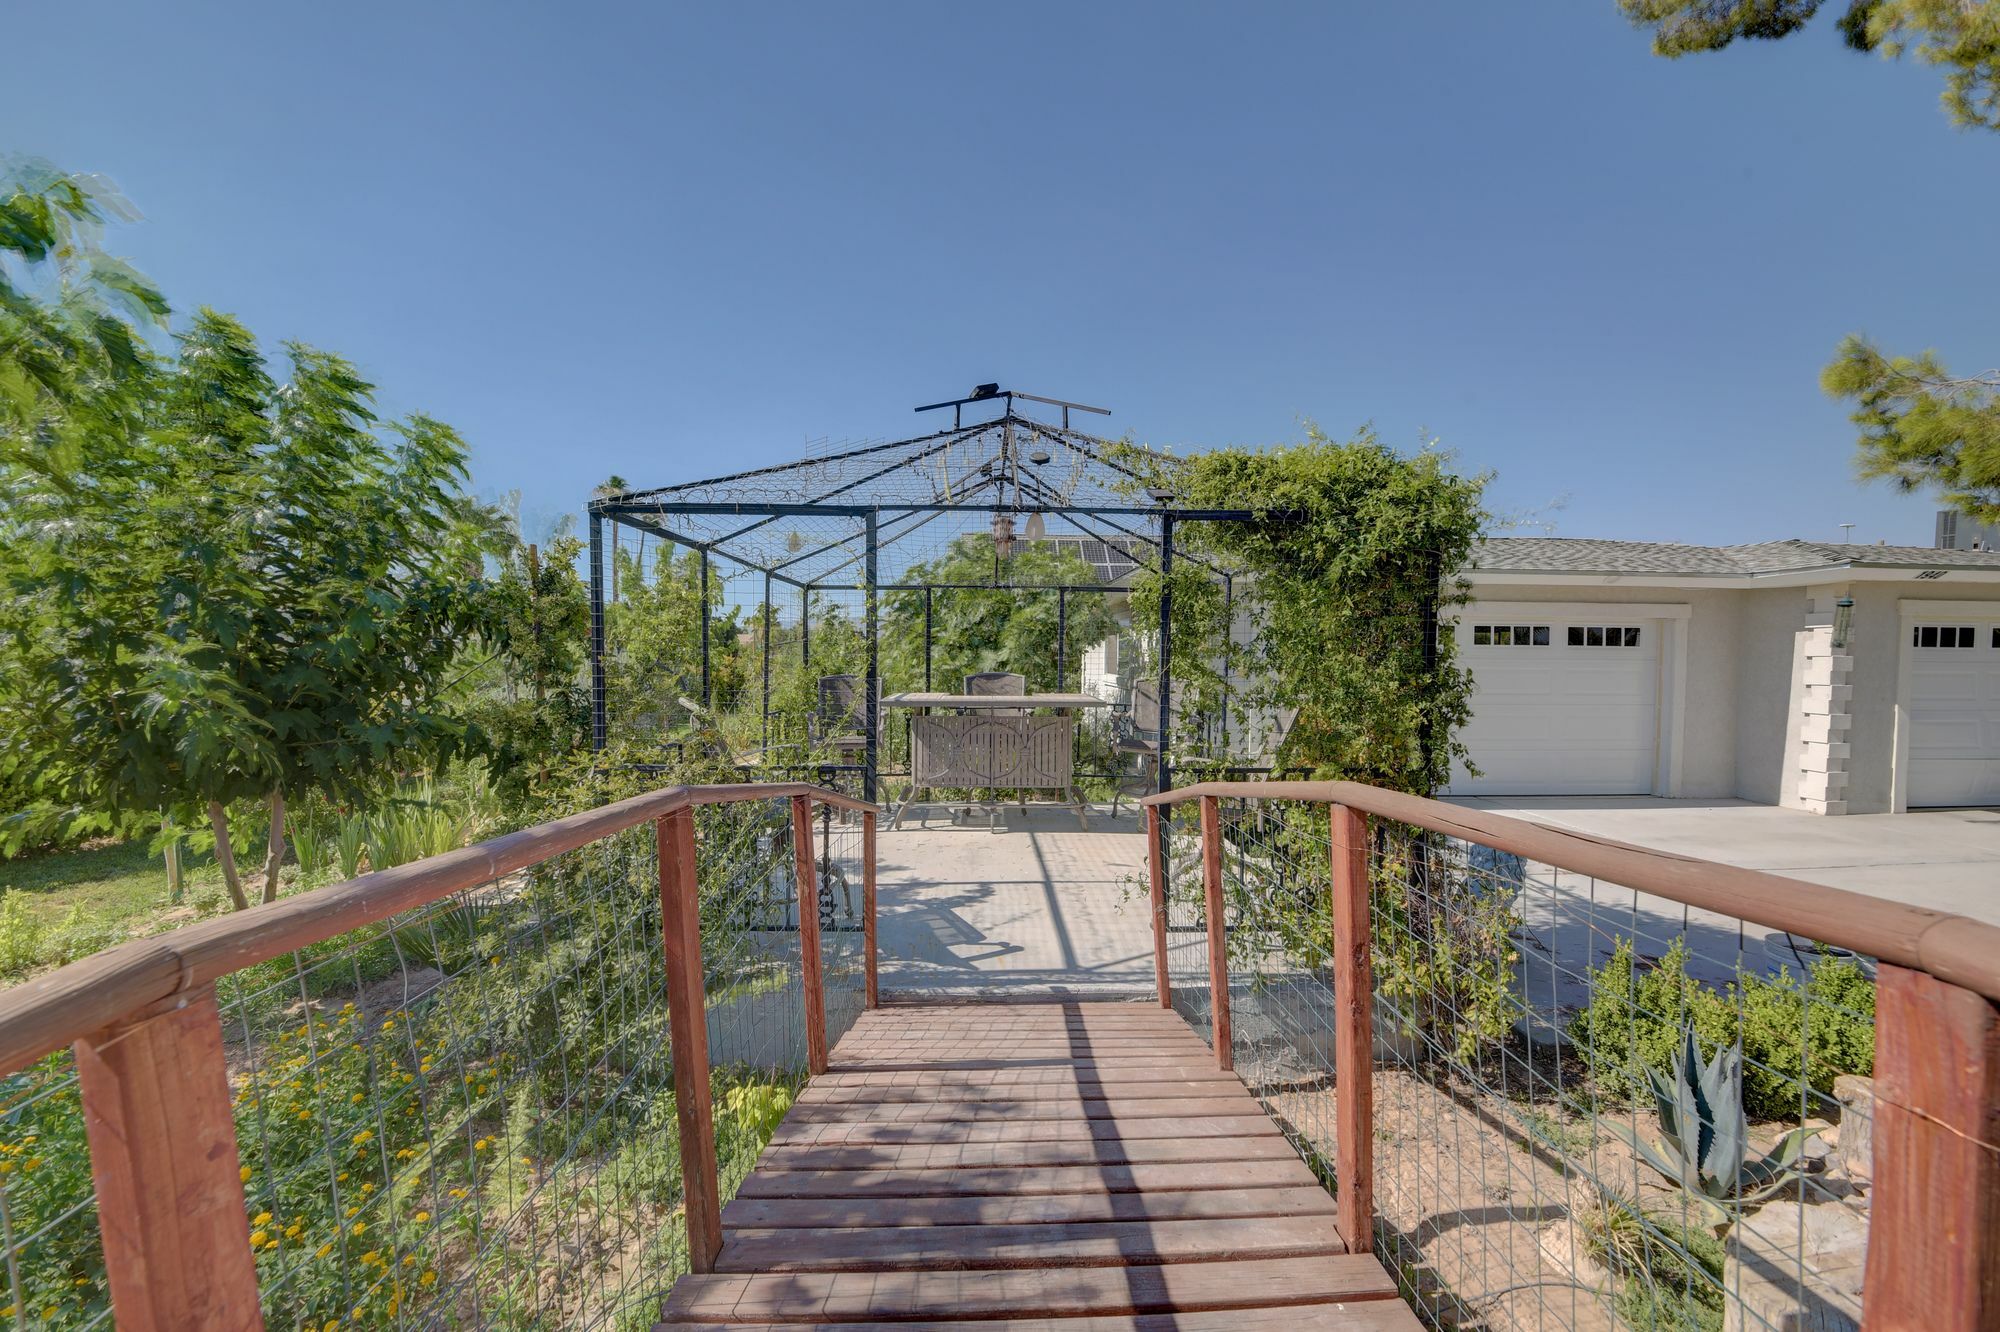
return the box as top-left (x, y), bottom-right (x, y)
top-left (0, 780), bottom-right (878, 1330)
top-left (1141, 779), bottom-right (2000, 1332)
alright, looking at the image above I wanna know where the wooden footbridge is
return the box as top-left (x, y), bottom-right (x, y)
top-left (0, 780), bottom-right (1993, 1330)
top-left (656, 999), bottom-right (1418, 1329)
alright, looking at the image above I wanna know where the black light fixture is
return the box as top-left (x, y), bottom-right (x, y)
top-left (1028, 448), bottom-right (1051, 465)
top-left (1833, 596), bottom-right (1854, 650)
top-left (1145, 486), bottom-right (1176, 505)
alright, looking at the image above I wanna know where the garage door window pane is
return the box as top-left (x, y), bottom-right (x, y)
top-left (1533, 626), bottom-right (1550, 646)
top-left (1622, 627), bottom-right (1642, 647)
top-left (1474, 626), bottom-right (1491, 645)
top-left (1915, 624), bottom-right (1974, 648)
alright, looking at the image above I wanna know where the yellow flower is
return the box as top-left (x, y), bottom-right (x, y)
top-left (252, 1212), bottom-right (272, 1226)
top-left (337, 1172), bottom-right (349, 1182)
top-left (351, 1130), bottom-right (372, 1145)
top-left (249, 1230), bottom-right (268, 1248)
top-left (413, 1211), bottom-right (430, 1224)
top-left (317, 1243), bottom-right (334, 1258)
top-left (420, 1271), bottom-right (436, 1287)
top-left (352, 1221), bottom-right (366, 1235)
top-left (239, 1165), bottom-right (252, 1183)
top-left (350, 1093), bottom-right (363, 1104)
top-left (474, 1138), bottom-right (490, 1151)
top-left (402, 1254), bottom-right (417, 1266)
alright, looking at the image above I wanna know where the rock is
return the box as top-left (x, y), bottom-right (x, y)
top-left (1536, 1216), bottom-right (1617, 1294)
top-left (1722, 1198), bottom-right (1867, 1332)
top-left (1830, 1075), bottom-right (1873, 1184)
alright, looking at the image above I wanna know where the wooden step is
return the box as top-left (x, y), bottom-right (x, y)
top-left (782, 1095), bottom-right (1261, 1123)
top-left (722, 1185), bottom-right (1338, 1229)
top-left (733, 1158), bottom-right (1321, 1199)
top-left (769, 1115), bottom-right (1278, 1147)
top-left (755, 1135), bottom-right (1300, 1172)
top-left (714, 1214), bottom-right (1347, 1272)
top-left (662, 1310), bottom-right (1418, 1332)
top-left (658, 1254), bottom-right (1401, 1323)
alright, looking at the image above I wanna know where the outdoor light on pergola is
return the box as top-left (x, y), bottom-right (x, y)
top-left (584, 385), bottom-right (1272, 803)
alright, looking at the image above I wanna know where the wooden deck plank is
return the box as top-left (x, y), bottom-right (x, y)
top-left (799, 1075), bottom-right (1246, 1100)
top-left (754, 1133), bottom-right (1303, 1172)
top-left (782, 1095), bottom-right (1261, 1123)
top-left (768, 1114), bottom-right (1280, 1147)
top-left (721, 1185), bottom-right (1339, 1228)
top-left (733, 1158), bottom-right (1321, 1198)
top-left (659, 1254), bottom-right (1400, 1322)
top-left (664, 1308), bottom-right (1421, 1332)
top-left (715, 1215), bottom-right (1347, 1272)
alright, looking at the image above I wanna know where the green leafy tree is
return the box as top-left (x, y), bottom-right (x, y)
top-left (472, 535), bottom-right (592, 795)
top-left (604, 545), bottom-right (742, 742)
top-left (1822, 337), bottom-right (2000, 521)
top-left (1, 306), bottom-right (492, 907)
top-left (1618, 0), bottom-right (2000, 129)
top-left (0, 158), bottom-right (167, 478)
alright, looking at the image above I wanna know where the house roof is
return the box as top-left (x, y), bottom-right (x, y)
top-left (1473, 537), bottom-right (2000, 579)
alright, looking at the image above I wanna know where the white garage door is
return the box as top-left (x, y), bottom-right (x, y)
top-left (1907, 619), bottom-right (2000, 808)
top-left (1448, 617), bottom-right (1661, 796)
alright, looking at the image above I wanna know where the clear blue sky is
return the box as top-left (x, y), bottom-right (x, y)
top-left (11, 2), bottom-right (1997, 547)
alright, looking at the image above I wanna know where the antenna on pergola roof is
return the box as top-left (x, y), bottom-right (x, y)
top-left (915, 383), bottom-right (1111, 431)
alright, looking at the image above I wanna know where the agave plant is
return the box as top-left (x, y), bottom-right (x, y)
top-left (1606, 1027), bottom-right (1816, 1229)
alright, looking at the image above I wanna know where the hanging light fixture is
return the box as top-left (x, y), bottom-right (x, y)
top-left (785, 531), bottom-right (804, 553)
top-left (1023, 512), bottom-right (1046, 541)
top-left (991, 512), bottom-right (1015, 557)
top-left (1028, 447), bottom-right (1051, 465)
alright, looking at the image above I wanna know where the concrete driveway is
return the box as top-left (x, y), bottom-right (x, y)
top-left (1447, 796), bottom-right (2000, 926)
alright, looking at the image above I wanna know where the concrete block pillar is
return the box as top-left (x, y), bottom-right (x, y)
top-left (1796, 589), bottom-right (1854, 815)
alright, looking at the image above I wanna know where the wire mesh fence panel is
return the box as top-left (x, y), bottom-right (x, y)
top-left (0, 792), bottom-right (858, 1331)
top-left (1160, 800), bottom-right (1216, 1047)
top-left (1192, 796), bottom-right (1876, 1332)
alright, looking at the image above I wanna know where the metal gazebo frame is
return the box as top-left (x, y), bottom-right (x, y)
top-left (584, 388), bottom-right (1271, 805)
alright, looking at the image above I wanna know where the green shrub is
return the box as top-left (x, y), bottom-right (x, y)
top-left (0, 891), bottom-right (44, 977)
top-left (1570, 937), bottom-right (1875, 1121)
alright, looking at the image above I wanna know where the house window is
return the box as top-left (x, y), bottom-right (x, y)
top-left (1913, 625), bottom-right (1975, 648)
top-left (1472, 624), bottom-right (1549, 646)
top-left (1566, 625), bottom-right (1643, 648)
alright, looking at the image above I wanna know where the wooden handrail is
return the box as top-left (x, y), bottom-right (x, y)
top-left (0, 781), bottom-right (880, 1077)
top-left (1141, 780), bottom-right (2000, 1003)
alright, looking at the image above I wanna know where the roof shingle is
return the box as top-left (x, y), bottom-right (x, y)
top-left (1472, 537), bottom-right (2000, 577)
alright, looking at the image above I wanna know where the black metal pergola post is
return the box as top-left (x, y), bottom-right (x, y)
top-left (1156, 513), bottom-right (1174, 794)
top-left (761, 571), bottom-right (773, 749)
top-left (864, 509), bottom-right (880, 804)
top-left (588, 512), bottom-right (607, 750)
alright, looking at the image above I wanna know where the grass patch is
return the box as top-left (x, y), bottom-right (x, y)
top-left (0, 838), bottom-right (209, 927)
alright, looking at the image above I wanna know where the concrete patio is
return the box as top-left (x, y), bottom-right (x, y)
top-left (872, 803), bottom-right (1197, 997)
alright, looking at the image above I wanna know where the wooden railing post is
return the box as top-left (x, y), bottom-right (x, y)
top-left (862, 810), bottom-right (879, 1010)
top-left (1198, 795), bottom-right (1231, 1071)
top-left (1329, 802), bottom-right (1375, 1256)
top-left (657, 808), bottom-right (722, 1273)
top-left (1145, 805), bottom-right (1170, 1008)
top-left (791, 795), bottom-right (829, 1074)
top-left (73, 986), bottom-right (265, 1331)
top-left (1862, 964), bottom-right (2000, 1329)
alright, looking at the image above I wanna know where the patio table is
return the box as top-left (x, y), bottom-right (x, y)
top-left (882, 692), bottom-right (1110, 830)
